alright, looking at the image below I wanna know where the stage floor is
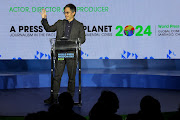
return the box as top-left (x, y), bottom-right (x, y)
top-left (0, 87), bottom-right (180, 117)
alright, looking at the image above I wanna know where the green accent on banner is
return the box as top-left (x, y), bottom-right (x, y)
top-left (76, 7), bottom-right (108, 12)
top-left (58, 58), bottom-right (64, 61)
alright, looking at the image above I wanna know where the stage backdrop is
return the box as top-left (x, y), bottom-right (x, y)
top-left (1, 0), bottom-right (180, 59)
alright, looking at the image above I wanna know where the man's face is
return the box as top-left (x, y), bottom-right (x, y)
top-left (64, 7), bottom-right (75, 21)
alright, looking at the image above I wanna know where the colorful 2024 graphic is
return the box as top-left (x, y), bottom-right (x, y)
top-left (116, 25), bottom-right (152, 36)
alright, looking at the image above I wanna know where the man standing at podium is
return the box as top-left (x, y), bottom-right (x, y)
top-left (40, 3), bottom-right (85, 104)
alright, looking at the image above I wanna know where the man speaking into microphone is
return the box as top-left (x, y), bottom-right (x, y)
top-left (40, 3), bottom-right (85, 104)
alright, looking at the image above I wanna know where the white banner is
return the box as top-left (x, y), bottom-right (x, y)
top-left (0, 0), bottom-right (180, 59)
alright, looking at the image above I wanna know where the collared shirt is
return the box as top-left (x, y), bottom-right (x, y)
top-left (64, 19), bottom-right (74, 40)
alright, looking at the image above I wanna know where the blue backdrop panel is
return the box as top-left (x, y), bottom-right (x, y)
top-left (0, 59), bottom-right (180, 90)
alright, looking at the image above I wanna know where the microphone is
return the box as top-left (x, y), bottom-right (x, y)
top-left (60, 19), bottom-right (68, 40)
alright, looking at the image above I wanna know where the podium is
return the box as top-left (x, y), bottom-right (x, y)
top-left (50, 38), bottom-right (82, 106)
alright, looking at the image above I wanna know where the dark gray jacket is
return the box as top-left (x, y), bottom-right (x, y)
top-left (41, 18), bottom-right (85, 44)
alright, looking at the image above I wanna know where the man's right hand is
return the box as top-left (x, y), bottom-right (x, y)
top-left (40, 8), bottom-right (47, 19)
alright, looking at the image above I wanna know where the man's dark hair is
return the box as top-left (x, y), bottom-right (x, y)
top-left (64, 4), bottom-right (76, 16)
